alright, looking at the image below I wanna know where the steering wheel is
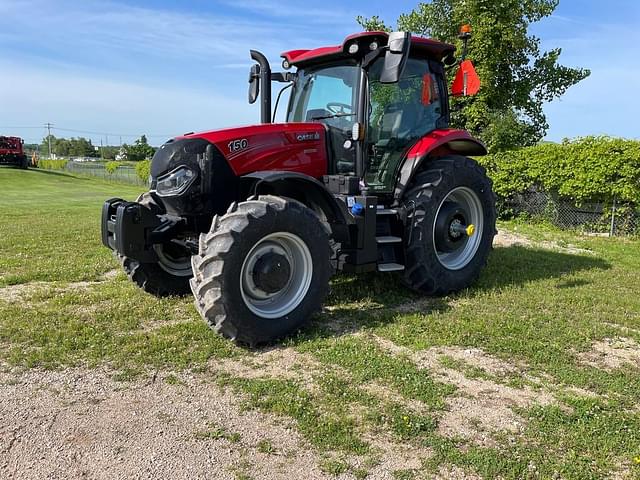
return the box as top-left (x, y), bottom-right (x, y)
top-left (326, 102), bottom-right (353, 115)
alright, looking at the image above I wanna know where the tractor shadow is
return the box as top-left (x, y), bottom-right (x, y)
top-left (293, 245), bottom-right (611, 342)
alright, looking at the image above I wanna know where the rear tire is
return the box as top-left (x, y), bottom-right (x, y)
top-left (117, 192), bottom-right (193, 297)
top-left (190, 195), bottom-right (331, 346)
top-left (401, 156), bottom-right (496, 295)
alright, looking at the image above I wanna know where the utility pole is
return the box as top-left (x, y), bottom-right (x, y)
top-left (45, 122), bottom-right (53, 158)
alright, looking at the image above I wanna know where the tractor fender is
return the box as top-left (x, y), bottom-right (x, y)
top-left (242, 171), bottom-right (351, 243)
top-left (394, 129), bottom-right (487, 201)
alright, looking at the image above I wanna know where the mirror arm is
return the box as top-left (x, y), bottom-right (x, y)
top-left (271, 72), bottom-right (294, 83)
top-left (362, 46), bottom-right (388, 70)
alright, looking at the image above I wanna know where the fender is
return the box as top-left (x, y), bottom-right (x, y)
top-left (243, 171), bottom-right (351, 243)
top-left (394, 129), bottom-right (487, 201)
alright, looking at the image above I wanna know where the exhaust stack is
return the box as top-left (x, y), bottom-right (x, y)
top-left (249, 50), bottom-right (272, 124)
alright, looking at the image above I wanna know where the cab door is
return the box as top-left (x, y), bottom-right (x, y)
top-left (365, 58), bottom-right (446, 192)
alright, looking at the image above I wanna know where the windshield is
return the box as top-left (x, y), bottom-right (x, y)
top-left (287, 64), bottom-right (358, 124)
top-left (287, 64), bottom-right (359, 174)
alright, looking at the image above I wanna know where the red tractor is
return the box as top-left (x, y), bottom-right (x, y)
top-left (0, 136), bottom-right (29, 169)
top-left (102, 30), bottom-right (496, 345)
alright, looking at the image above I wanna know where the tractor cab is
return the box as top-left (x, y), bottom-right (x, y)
top-left (253, 31), bottom-right (460, 196)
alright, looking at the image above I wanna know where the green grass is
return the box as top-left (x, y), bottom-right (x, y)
top-left (0, 168), bottom-right (240, 372)
top-left (195, 422), bottom-right (242, 443)
top-left (0, 168), bottom-right (144, 285)
top-left (1, 167), bottom-right (639, 479)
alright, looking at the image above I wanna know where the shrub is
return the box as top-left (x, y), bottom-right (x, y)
top-left (105, 161), bottom-right (122, 174)
top-left (477, 137), bottom-right (640, 205)
top-left (38, 159), bottom-right (68, 170)
top-left (135, 160), bottom-right (151, 182)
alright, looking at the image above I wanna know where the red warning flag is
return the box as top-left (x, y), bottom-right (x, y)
top-left (451, 60), bottom-right (481, 96)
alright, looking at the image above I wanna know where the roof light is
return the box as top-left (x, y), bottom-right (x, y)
top-left (348, 43), bottom-right (359, 54)
top-left (460, 24), bottom-right (472, 34)
top-left (282, 59), bottom-right (291, 70)
top-left (369, 41), bottom-right (379, 51)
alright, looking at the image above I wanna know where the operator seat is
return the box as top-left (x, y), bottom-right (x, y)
top-left (377, 102), bottom-right (421, 144)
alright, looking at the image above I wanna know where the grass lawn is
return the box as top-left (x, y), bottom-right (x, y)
top-left (1, 167), bottom-right (639, 479)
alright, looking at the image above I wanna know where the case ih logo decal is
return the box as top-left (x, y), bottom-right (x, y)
top-left (296, 132), bottom-right (320, 142)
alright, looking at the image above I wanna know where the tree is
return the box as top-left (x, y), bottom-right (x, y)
top-left (40, 136), bottom-right (97, 158)
top-left (124, 135), bottom-right (156, 161)
top-left (69, 137), bottom-right (96, 157)
top-left (100, 145), bottom-right (120, 160)
top-left (358, 0), bottom-right (590, 151)
top-left (55, 138), bottom-right (71, 157)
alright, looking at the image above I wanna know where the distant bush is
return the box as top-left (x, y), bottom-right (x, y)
top-left (38, 159), bottom-right (68, 170)
top-left (105, 161), bottom-right (122, 174)
top-left (135, 160), bottom-right (151, 182)
top-left (478, 137), bottom-right (640, 205)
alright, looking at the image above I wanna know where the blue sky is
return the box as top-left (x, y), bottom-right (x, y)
top-left (1, 0), bottom-right (638, 146)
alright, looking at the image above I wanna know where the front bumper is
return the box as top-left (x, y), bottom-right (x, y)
top-left (101, 198), bottom-right (182, 263)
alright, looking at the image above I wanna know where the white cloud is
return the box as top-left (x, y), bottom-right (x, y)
top-left (0, 62), bottom-right (257, 145)
top-left (0, 0), bottom-right (342, 143)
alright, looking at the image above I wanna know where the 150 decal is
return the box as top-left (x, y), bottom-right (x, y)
top-left (228, 138), bottom-right (249, 153)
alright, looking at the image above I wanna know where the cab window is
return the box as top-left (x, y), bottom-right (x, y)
top-left (287, 65), bottom-right (359, 174)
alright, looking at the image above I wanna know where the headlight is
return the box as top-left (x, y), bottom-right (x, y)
top-left (155, 166), bottom-right (196, 197)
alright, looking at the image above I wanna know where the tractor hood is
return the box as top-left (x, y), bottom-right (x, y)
top-left (152, 123), bottom-right (328, 180)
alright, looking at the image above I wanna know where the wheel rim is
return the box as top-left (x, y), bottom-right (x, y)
top-left (240, 232), bottom-right (313, 319)
top-left (432, 186), bottom-right (484, 271)
top-left (153, 244), bottom-right (192, 277)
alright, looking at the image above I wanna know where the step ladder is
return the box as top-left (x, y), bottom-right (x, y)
top-left (375, 206), bottom-right (405, 273)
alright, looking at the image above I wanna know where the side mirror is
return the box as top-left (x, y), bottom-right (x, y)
top-left (379, 31), bottom-right (411, 84)
top-left (248, 64), bottom-right (260, 104)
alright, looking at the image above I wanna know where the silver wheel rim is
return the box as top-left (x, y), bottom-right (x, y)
top-left (240, 232), bottom-right (313, 319)
top-left (153, 244), bottom-right (192, 277)
top-left (433, 186), bottom-right (484, 271)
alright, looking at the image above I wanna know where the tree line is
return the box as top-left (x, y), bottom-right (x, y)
top-left (39, 134), bottom-right (156, 161)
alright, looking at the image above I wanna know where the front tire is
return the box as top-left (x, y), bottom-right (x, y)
top-left (402, 156), bottom-right (496, 295)
top-left (117, 252), bottom-right (192, 297)
top-left (117, 192), bottom-right (193, 297)
top-left (190, 195), bottom-right (331, 346)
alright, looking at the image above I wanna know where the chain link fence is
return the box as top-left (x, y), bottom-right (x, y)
top-left (42, 161), bottom-right (148, 186)
top-left (500, 188), bottom-right (639, 236)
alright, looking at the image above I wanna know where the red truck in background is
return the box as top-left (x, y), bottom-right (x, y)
top-left (0, 136), bottom-right (29, 169)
